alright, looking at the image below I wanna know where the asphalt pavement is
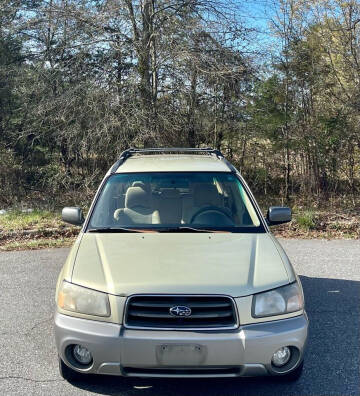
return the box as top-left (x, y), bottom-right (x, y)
top-left (0, 239), bottom-right (359, 396)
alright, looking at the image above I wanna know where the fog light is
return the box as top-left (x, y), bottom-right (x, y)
top-left (272, 346), bottom-right (291, 367)
top-left (72, 344), bottom-right (92, 365)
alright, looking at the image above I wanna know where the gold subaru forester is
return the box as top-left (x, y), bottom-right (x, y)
top-left (55, 148), bottom-right (308, 382)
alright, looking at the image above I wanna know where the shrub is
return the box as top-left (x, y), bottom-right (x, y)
top-left (296, 210), bottom-right (316, 230)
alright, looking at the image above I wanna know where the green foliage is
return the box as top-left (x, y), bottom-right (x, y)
top-left (296, 211), bottom-right (316, 231)
top-left (0, 148), bottom-right (23, 206)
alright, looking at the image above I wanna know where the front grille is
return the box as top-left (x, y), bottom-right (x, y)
top-left (125, 295), bottom-right (237, 329)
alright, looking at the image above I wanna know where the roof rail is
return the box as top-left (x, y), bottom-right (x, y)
top-left (110, 147), bottom-right (226, 174)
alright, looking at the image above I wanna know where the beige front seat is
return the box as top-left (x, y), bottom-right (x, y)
top-left (183, 184), bottom-right (224, 223)
top-left (157, 188), bottom-right (182, 224)
top-left (114, 186), bottom-right (160, 225)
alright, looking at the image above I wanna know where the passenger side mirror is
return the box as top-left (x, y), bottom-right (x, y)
top-left (62, 207), bottom-right (85, 226)
top-left (267, 206), bottom-right (292, 226)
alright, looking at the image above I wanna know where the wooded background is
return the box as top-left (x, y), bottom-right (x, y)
top-left (1, 0), bottom-right (360, 207)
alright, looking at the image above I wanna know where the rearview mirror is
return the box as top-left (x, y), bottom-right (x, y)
top-left (62, 207), bottom-right (84, 226)
top-left (267, 206), bottom-right (292, 226)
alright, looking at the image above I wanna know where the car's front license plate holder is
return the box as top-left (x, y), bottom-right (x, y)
top-left (156, 344), bottom-right (207, 366)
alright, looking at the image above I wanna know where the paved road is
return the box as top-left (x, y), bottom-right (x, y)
top-left (0, 239), bottom-right (359, 396)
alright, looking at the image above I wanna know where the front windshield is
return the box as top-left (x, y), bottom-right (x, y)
top-left (88, 172), bottom-right (263, 232)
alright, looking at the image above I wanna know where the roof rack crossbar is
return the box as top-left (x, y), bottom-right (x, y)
top-left (110, 147), bottom-right (228, 174)
top-left (118, 147), bottom-right (224, 159)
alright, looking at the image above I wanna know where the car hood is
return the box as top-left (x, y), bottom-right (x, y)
top-left (71, 232), bottom-right (292, 297)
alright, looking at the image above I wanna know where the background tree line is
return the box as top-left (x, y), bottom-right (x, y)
top-left (0, 0), bottom-right (359, 207)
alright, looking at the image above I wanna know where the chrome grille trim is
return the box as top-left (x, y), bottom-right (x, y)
top-left (124, 294), bottom-right (239, 330)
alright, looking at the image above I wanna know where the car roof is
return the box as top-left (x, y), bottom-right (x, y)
top-left (115, 154), bottom-right (232, 173)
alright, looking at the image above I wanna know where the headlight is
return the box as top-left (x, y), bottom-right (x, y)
top-left (252, 282), bottom-right (303, 318)
top-left (57, 281), bottom-right (110, 317)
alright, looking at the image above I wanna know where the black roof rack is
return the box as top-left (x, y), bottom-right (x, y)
top-left (110, 147), bottom-right (231, 174)
top-left (120, 147), bottom-right (223, 159)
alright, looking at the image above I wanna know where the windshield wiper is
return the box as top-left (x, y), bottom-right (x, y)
top-left (88, 227), bottom-right (157, 233)
top-left (158, 226), bottom-right (230, 233)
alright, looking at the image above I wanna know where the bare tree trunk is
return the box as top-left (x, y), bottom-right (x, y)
top-left (125, 0), bottom-right (156, 143)
top-left (187, 66), bottom-right (197, 147)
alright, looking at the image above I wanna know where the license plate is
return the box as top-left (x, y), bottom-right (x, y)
top-left (156, 344), bottom-right (207, 366)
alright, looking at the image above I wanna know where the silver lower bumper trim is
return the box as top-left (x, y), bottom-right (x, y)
top-left (54, 312), bottom-right (308, 378)
top-left (98, 362), bottom-right (121, 375)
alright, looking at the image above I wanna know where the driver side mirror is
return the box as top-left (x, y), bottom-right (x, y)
top-left (267, 206), bottom-right (292, 226)
top-left (62, 207), bottom-right (85, 226)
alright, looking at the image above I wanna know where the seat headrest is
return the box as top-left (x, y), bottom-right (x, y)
top-left (193, 184), bottom-right (221, 207)
top-left (125, 187), bottom-right (150, 209)
top-left (132, 181), bottom-right (149, 191)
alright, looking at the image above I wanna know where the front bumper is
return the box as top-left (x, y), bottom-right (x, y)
top-left (54, 311), bottom-right (308, 378)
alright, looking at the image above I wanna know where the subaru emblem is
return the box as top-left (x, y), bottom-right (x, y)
top-left (169, 306), bottom-right (192, 317)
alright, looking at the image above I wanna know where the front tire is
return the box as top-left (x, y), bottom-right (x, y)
top-left (58, 356), bottom-right (84, 382)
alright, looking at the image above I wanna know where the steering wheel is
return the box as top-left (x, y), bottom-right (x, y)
top-left (190, 206), bottom-right (234, 225)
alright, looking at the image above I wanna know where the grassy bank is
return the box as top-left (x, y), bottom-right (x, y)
top-left (0, 209), bottom-right (63, 230)
top-left (0, 210), bottom-right (78, 251)
top-left (275, 209), bottom-right (360, 239)
top-left (0, 205), bottom-right (358, 251)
